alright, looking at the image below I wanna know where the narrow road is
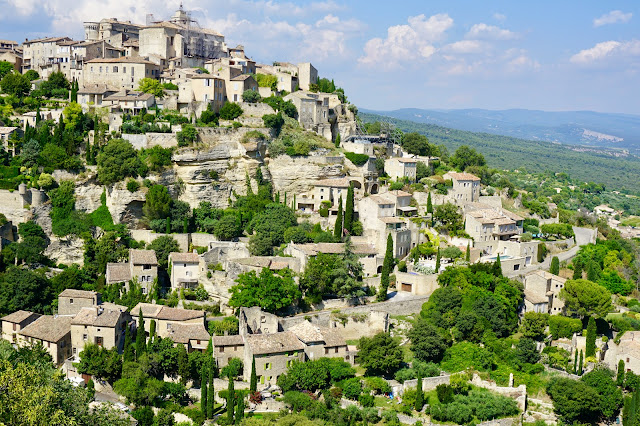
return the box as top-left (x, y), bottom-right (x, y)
top-left (527, 226), bottom-right (596, 273)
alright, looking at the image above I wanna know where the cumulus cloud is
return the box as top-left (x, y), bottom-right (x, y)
top-left (444, 40), bottom-right (485, 54)
top-left (466, 23), bottom-right (517, 40)
top-left (570, 40), bottom-right (640, 64)
top-left (358, 13), bottom-right (453, 68)
top-left (593, 10), bottom-right (632, 27)
top-left (493, 13), bottom-right (506, 22)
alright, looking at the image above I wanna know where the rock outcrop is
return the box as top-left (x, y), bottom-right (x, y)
top-left (266, 153), bottom-right (345, 196)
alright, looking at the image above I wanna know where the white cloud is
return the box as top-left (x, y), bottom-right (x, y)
top-left (444, 40), bottom-right (485, 54)
top-left (466, 23), bottom-right (517, 40)
top-left (569, 40), bottom-right (640, 64)
top-left (593, 10), bottom-right (632, 27)
top-left (493, 13), bottom-right (506, 22)
top-left (358, 13), bottom-right (453, 68)
top-left (507, 55), bottom-right (540, 72)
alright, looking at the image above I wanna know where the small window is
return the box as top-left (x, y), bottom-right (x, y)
top-left (220, 346), bottom-right (224, 353)
top-left (260, 375), bottom-right (264, 384)
top-left (83, 334), bottom-right (88, 340)
top-left (69, 299), bottom-right (74, 304)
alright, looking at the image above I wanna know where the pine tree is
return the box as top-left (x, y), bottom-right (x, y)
top-left (586, 316), bottom-right (596, 358)
top-left (123, 323), bottom-right (134, 362)
top-left (344, 185), bottom-right (354, 234)
top-left (578, 350), bottom-right (584, 375)
top-left (435, 248), bottom-right (441, 272)
top-left (207, 358), bottom-right (215, 418)
top-left (334, 197), bottom-right (343, 240)
top-left (236, 393), bottom-right (245, 423)
top-left (250, 357), bottom-right (257, 392)
top-left (573, 261), bottom-right (583, 280)
top-left (415, 373), bottom-right (424, 412)
top-left (177, 345), bottom-right (189, 385)
top-left (200, 363), bottom-right (208, 416)
top-left (618, 360), bottom-right (626, 387)
top-left (378, 234), bottom-right (394, 302)
top-left (550, 256), bottom-right (560, 275)
top-left (135, 310), bottom-right (146, 358)
top-left (465, 242), bottom-right (470, 262)
top-left (426, 192), bottom-right (433, 215)
top-left (227, 376), bottom-right (235, 424)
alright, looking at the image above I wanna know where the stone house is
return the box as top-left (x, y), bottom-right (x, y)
top-left (84, 57), bottom-right (162, 90)
top-left (284, 242), bottom-right (379, 277)
top-left (18, 315), bottom-right (72, 366)
top-left (0, 40), bottom-right (19, 52)
top-left (213, 335), bottom-right (245, 368)
top-left (288, 321), bottom-right (351, 363)
top-left (297, 62), bottom-right (318, 91)
top-left (284, 91), bottom-right (338, 140)
top-left (523, 270), bottom-right (566, 315)
top-left (227, 75), bottom-right (258, 103)
top-left (385, 190), bottom-right (416, 217)
top-left (21, 36), bottom-right (72, 74)
top-left (77, 85), bottom-right (117, 107)
top-left (178, 74), bottom-right (226, 113)
top-left (1, 310), bottom-right (41, 343)
top-left (83, 18), bottom-right (143, 49)
top-left (58, 289), bottom-right (101, 316)
top-left (443, 172), bottom-right (481, 204)
top-left (358, 195), bottom-right (413, 258)
top-left (106, 249), bottom-right (158, 294)
top-left (103, 90), bottom-right (155, 114)
top-left (70, 303), bottom-right (130, 358)
top-left (385, 158), bottom-right (417, 181)
top-left (243, 331), bottom-right (305, 387)
top-left (0, 51), bottom-right (22, 73)
top-left (0, 127), bottom-right (22, 154)
top-left (164, 322), bottom-right (211, 353)
top-left (131, 303), bottom-right (206, 340)
top-left (604, 331), bottom-right (640, 374)
top-left (169, 252), bottom-right (202, 290)
top-left (296, 177), bottom-right (351, 212)
top-left (464, 204), bottom-right (524, 246)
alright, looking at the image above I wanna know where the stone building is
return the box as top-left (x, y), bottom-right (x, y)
top-left (169, 252), bottom-right (202, 290)
top-left (523, 270), bottom-right (566, 315)
top-left (0, 127), bottom-right (21, 154)
top-left (103, 90), bottom-right (155, 114)
top-left (164, 322), bottom-right (210, 353)
top-left (297, 62), bottom-right (318, 91)
top-left (385, 158), bottom-right (417, 181)
top-left (288, 320), bottom-right (351, 363)
top-left (106, 249), bottom-right (158, 294)
top-left (243, 331), bottom-right (305, 387)
top-left (443, 171), bottom-right (481, 205)
top-left (58, 289), bottom-right (101, 316)
top-left (21, 36), bottom-right (72, 74)
top-left (131, 303), bottom-right (206, 340)
top-left (213, 335), bottom-right (245, 368)
top-left (1, 310), bottom-right (40, 343)
top-left (83, 57), bottom-right (161, 90)
top-left (84, 18), bottom-right (143, 48)
top-left (18, 315), bottom-right (72, 366)
top-left (70, 304), bottom-right (130, 358)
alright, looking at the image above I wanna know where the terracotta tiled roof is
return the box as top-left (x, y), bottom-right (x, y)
top-left (314, 178), bottom-right (350, 188)
top-left (445, 172), bottom-right (481, 181)
top-left (1, 310), bottom-right (39, 324)
top-left (59, 289), bottom-right (98, 299)
top-left (169, 252), bottom-right (201, 263)
top-left (130, 249), bottom-right (157, 265)
top-left (19, 315), bottom-right (72, 342)
top-left (213, 335), bottom-right (244, 346)
top-left (131, 303), bottom-right (205, 321)
top-left (165, 323), bottom-right (210, 344)
top-left (245, 331), bottom-right (305, 355)
top-left (71, 306), bottom-right (125, 328)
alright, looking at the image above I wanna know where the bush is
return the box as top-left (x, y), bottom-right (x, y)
top-left (262, 113), bottom-right (284, 132)
top-left (126, 179), bottom-right (140, 193)
top-left (220, 102), bottom-right (243, 120)
top-left (176, 124), bottom-right (197, 147)
top-left (340, 377), bottom-right (362, 400)
top-left (549, 315), bottom-right (583, 339)
top-left (344, 152), bottom-right (369, 166)
top-left (242, 89), bottom-right (261, 103)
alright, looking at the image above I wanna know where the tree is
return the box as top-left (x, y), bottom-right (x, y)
top-left (344, 185), bottom-right (354, 234)
top-left (62, 102), bottom-right (82, 131)
top-left (450, 145), bottom-right (485, 171)
top-left (25, 70), bottom-right (39, 81)
top-left (520, 312), bottom-right (548, 340)
top-left (177, 345), bottom-right (189, 385)
top-left (401, 132), bottom-right (431, 156)
top-left (0, 61), bottom-right (13, 79)
top-left (578, 350), bottom-right (584, 375)
top-left (242, 89), bottom-right (261, 103)
top-left (227, 375), bottom-right (235, 424)
top-left (378, 233), bottom-right (394, 302)
top-left (586, 316), bottom-right (597, 358)
top-left (220, 103), bottom-right (243, 120)
top-left (433, 203), bottom-right (463, 234)
top-left (96, 139), bottom-right (142, 185)
top-left (0, 267), bottom-right (52, 316)
top-left (334, 197), bottom-right (343, 239)
top-left (147, 236), bottom-right (180, 269)
top-left (550, 256), bottom-right (560, 275)
top-left (135, 310), bottom-right (146, 358)
top-left (415, 373), bottom-right (424, 412)
top-left (200, 363), bottom-right (208, 416)
top-left (427, 192), bottom-right (433, 215)
top-left (250, 357), bottom-right (257, 392)
top-left (262, 113), bottom-right (284, 133)
top-left (547, 378), bottom-right (601, 424)
top-left (228, 268), bottom-right (300, 314)
top-left (214, 214), bottom-right (243, 241)
top-left (207, 358), bottom-right (215, 419)
top-left (560, 279), bottom-right (612, 318)
top-left (618, 360), bottom-right (625, 387)
top-left (515, 337), bottom-right (540, 365)
top-left (332, 238), bottom-right (365, 298)
top-left (357, 332), bottom-right (403, 377)
top-left (176, 124), bottom-right (197, 147)
top-left (138, 78), bottom-right (164, 97)
top-left (143, 184), bottom-right (172, 220)
top-left (573, 261), bottom-right (583, 280)
top-left (235, 392), bottom-right (245, 422)
top-left (1, 72), bottom-right (30, 97)
top-left (587, 261), bottom-right (601, 282)
top-left (124, 323), bottom-right (134, 362)
top-left (408, 318), bottom-right (449, 363)
top-left (435, 248), bottom-right (441, 272)
top-left (581, 367), bottom-right (623, 420)
top-left (465, 242), bottom-right (470, 262)
top-left (149, 320), bottom-right (156, 345)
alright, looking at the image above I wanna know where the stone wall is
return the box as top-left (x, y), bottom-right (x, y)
top-left (403, 375), bottom-right (450, 392)
top-left (0, 189), bottom-right (30, 224)
top-left (130, 229), bottom-right (191, 252)
top-left (122, 133), bottom-right (178, 150)
top-left (238, 102), bottom-right (276, 118)
top-left (280, 309), bottom-right (389, 341)
top-left (266, 154), bottom-right (346, 201)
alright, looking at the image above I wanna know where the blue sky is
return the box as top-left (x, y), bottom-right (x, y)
top-left (1, 0), bottom-right (639, 114)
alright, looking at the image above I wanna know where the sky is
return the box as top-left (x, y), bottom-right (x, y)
top-left (1, 0), bottom-right (639, 114)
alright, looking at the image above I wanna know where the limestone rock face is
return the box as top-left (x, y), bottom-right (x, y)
top-left (45, 236), bottom-right (85, 266)
top-left (266, 154), bottom-right (344, 197)
top-left (106, 186), bottom-right (147, 226)
top-left (74, 181), bottom-right (104, 213)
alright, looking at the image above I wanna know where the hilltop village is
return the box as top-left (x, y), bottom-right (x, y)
top-left (1, 7), bottom-right (640, 426)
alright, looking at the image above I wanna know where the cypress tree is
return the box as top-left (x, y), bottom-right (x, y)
top-left (378, 233), bottom-right (394, 302)
top-left (495, 254), bottom-right (501, 271)
top-left (250, 357), bottom-right (257, 392)
top-left (465, 242), bottom-right (470, 262)
top-left (183, 217), bottom-right (189, 233)
top-left (578, 350), bottom-right (584, 375)
top-left (334, 133), bottom-right (341, 148)
top-left (550, 256), bottom-right (560, 275)
top-left (415, 373), bottom-right (424, 411)
top-left (573, 261), bottom-right (583, 280)
top-left (207, 358), bottom-right (215, 418)
top-left (573, 349), bottom-right (579, 374)
top-left (435, 248), bottom-right (441, 272)
top-left (165, 217), bottom-right (171, 234)
top-left (587, 261), bottom-right (601, 282)
top-left (245, 172), bottom-right (253, 196)
top-left (284, 192), bottom-right (287, 206)
top-left (344, 185), bottom-right (354, 234)
top-left (135, 310), bottom-right (146, 358)
top-left (236, 393), bottom-right (245, 422)
top-left (426, 192), bottom-right (433, 215)
top-left (149, 319), bottom-right (156, 346)
top-left (200, 363), bottom-right (208, 415)
top-left (255, 167), bottom-right (264, 185)
top-left (177, 345), bottom-right (189, 385)
top-left (586, 316), bottom-right (596, 358)
top-left (618, 360), bottom-right (626, 387)
top-left (207, 338), bottom-right (213, 355)
top-left (227, 376), bottom-right (235, 424)
top-left (334, 197), bottom-right (343, 240)
top-left (123, 323), bottom-right (134, 362)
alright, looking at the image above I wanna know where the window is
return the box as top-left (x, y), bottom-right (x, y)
top-left (260, 375), bottom-right (264, 384)
top-left (113, 66), bottom-right (118, 72)
top-left (143, 265), bottom-right (151, 270)
top-left (123, 66), bottom-right (126, 73)
top-left (265, 362), bottom-right (271, 370)
top-left (197, 340), bottom-right (201, 345)
top-left (83, 334), bottom-right (88, 341)
top-left (99, 66), bottom-right (102, 73)
top-left (220, 346), bottom-right (225, 353)
top-left (324, 347), bottom-right (329, 355)
top-left (141, 287), bottom-right (147, 295)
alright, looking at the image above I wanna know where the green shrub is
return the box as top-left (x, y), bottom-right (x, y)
top-left (344, 151), bottom-right (369, 166)
top-left (220, 102), bottom-right (243, 120)
top-left (548, 315), bottom-right (583, 339)
top-left (126, 179), bottom-right (140, 193)
top-left (242, 89), bottom-right (261, 103)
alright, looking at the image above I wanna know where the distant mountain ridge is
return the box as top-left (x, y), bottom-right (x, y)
top-left (362, 108), bottom-right (640, 152)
